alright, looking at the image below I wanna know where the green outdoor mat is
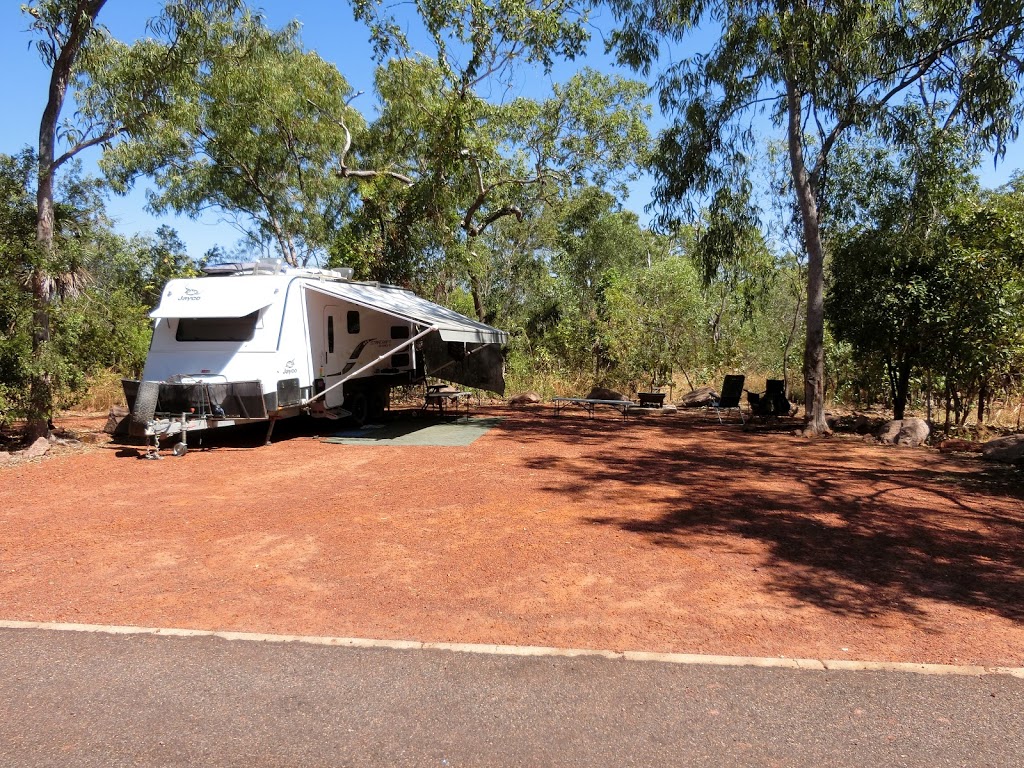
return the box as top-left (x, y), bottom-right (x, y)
top-left (321, 417), bottom-right (503, 447)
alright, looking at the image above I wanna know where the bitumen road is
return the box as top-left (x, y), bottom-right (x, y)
top-left (0, 626), bottom-right (1021, 767)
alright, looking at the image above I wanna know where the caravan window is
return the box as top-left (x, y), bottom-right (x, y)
top-left (347, 311), bottom-right (360, 334)
top-left (176, 311), bottom-right (259, 342)
top-left (390, 325), bottom-right (410, 339)
top-left (327, 316), bottom-right (335, 353)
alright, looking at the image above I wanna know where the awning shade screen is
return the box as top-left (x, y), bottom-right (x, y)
top-left (151, 277), bottom-right (282, 319)
top-left (303, 282), bottom-right (508, 345)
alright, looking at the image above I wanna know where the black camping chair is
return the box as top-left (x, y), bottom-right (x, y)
top-left (711, 374), bottom-right (746, 424)
top-left (747, 379), bottom-right (792, 420)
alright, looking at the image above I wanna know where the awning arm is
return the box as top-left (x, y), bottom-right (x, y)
top-left (301, 324), bottom-right (438, 407)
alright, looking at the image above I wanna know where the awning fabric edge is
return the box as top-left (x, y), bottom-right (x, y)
top-left (303, 282), bottom-right (508, 346)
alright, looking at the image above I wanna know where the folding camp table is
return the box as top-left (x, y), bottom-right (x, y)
top-left (552, 397), bottom-right (633, 420)
top-left (423, 385), bottom-right (474, 418)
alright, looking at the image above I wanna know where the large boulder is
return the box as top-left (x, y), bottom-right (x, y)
top-left (586, 387), bottom-right (628, 402)
top-left (679, 386), bottom-right (718, 408)
top-left (897, 418), bottom-right (930, 447)
top-left (508, 392), bottom-right (541, 406)
top-left (981, 434), bottom-right (1024, 464)
top-left (876, 420), bottom-right (903, 444)
top-left (876, 418), bottom-right (930, 446)
top-left (104, 405), bottom-right (131, 435)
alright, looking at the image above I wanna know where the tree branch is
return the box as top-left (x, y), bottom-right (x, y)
top-left (305, 97), bottom-right (416, 186)
top-left (52, 126), bottom-right (123, 170)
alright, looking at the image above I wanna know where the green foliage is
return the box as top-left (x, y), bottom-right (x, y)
top-left (603, 254), bottom-right (705, 385)
top-left (0, 150), bottom-right (202, 420)
top-left (96, 11), bottom-right (358, 267)
top-left (609, 0), bottom-right (1024, 430)
top-left (352, 0), bottom-right (590, 82)
top-left (828, 149), bottom-right (1024, 423)
top-left (334, 56), bottom-right (651, 293)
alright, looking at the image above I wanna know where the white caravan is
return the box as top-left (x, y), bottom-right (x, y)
top-left (123, 261), bottom-right (508, 454)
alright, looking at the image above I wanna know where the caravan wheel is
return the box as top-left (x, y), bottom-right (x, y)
top-left (346, 391), bottom-right (369, 426)
top-left (368, 391), bottom-right (386, 422)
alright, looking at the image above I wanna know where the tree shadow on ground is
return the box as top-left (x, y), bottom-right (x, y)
top-left (499, 411), bottom-right (1024, 623)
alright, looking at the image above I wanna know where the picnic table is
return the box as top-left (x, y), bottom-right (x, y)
top-left (423, 385), bottom-right (474, 418)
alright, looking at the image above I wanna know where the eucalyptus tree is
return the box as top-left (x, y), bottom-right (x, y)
top-left (100, 12), bottom-right (360, 267)
top-left (610, 0), bottom-right (1024, 433)
top-left (338, 0), bottom-right (650, 319)
top-left (21, 0), bottom-right (240, 438)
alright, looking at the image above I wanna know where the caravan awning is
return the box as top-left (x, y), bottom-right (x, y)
top-left (150, 277), bottom-right (282, 319)
top-left (303, 281), bottom-right (508, 345)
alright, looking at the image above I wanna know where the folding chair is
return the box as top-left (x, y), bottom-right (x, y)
top-left (747, 379), bottom-right (792, 420)
top-left (711, 374), bottom-right (746, 424)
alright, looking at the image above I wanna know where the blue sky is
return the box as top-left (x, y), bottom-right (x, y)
top-left (2, 2), bottom-right (1022, 259)
top-left (1, 1), bottom-right (645, 258)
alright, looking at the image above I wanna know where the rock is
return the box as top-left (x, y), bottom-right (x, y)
top-left (586, 387), bottom-right (628, 402)
top-left (678, 386), bottom-right (717, 408)
top-left (20, 437), bottom-right (50, 459)
top-left (852, 414), bottom-right (883, 434)
top-left (938, 438), bottom-right (983, 454)
top-left (508, 392), bottom-right (541, 406)
top-left (51, 437), bottom-right (83, 447)
top-left (104, 405), bottom-right (131, 435)
top-left (896, 417), bottom-right (930, 447)
top-left (0, 452), bottom-right (11, 465)
top-left (981, 434), bottom-right (1024, 463)
top-left (876, 418), bottom-right (930, 446)
top-left (876, 420), bottom-right (903, 444)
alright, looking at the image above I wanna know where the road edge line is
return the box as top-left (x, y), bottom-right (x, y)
top-left (1, 619), bottom-right (1020, 678)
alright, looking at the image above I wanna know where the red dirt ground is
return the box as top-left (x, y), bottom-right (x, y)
top-left (1, 406), bottom-right (1022, 667)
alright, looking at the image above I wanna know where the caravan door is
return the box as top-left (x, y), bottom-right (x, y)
top-left (322, 305), bottom-right (348, 409)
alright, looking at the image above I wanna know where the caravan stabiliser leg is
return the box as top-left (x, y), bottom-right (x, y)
top-left (264, 416), bottom-right (277, 446)
top-left (172, 413), bottom-right (188, 457)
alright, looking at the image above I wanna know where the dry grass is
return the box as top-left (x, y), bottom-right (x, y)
top-left (74, 370), bottom-right (128, 414)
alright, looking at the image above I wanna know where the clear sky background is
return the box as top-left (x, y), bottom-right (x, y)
top-left (2, 1), bottom-right (1022, 259)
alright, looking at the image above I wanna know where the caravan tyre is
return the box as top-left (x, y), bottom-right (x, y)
top-left (368, 391), bottom-right (386, 422)
top-left (131, 381), bottom-right (161, 428)
top-left (346, 391), bottom-right (369, 426)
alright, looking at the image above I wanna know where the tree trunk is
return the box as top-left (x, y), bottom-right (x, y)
top-left (469, 273), bottom-right (487, 323)
top-left (781, 274), bottom-right (803, 394)
top-left (977, 380), bottom-right (989, 425)
top-left (925, 369), bottom-right (932, 423)
top-left (30, 100), bottom-right (59, 441)
top-left (28, 0), bottom-right (108, 441)
top-left (893, 358), bottom-right (911, 420)
top-left (784, 76), bottom-right (830, 435)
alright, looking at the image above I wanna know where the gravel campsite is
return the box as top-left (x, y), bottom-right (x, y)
top-left (1, 406), bottom-right (1022, 668)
